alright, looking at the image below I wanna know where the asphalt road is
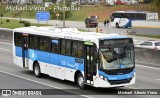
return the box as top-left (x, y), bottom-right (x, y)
top-left (0, 41), bottom-right (160, 98)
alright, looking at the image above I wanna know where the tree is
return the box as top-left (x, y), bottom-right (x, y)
top-left (152, 0), bottom-right (160, 8)
top-left (151, 0), bottom-right (160, 11)
top-left (150, 0), bottom-right (160, 19)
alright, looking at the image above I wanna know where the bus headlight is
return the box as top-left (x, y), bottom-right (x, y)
top-left (131, 74), bottom-right (134, 79)
top-left (100, 75), bottom-right (103, 79)
top-left (100, 75), bottom-right (108, 82)
top-left (104, 77), bottom-right (108, 82)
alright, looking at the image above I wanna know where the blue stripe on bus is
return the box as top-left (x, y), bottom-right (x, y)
top-left (98, 69), bottom-right (135, 81)
top-left (124, 18), bottom-right (146, 28)
top-left (15, 47), bottom-right (84, 71)
top-left (16, 47), bottom-right (22, 57)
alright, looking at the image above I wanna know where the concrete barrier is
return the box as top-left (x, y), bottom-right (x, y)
top-left (130, 20), bottom-right (160, 35)
top-left (135, 47), bottom-right (160, 67)
top-left (0, 28), bottom-right (160, 67)
top-left (0, 28), bottom-right (13, 42)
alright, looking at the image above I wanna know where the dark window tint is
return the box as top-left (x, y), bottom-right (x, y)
top-left (72, 41), bottom-right (84, 58)
top-left (14, 32), bottom-right (22, 46)
top-left (66, 40), bottom-right (71, 55)
top-left (134, 13), bottom-right (146, 20)
top-left (51, 39), bottom-right (59, 53)
top-left (60, 39), bottom-right (71, 55)
top-left (112, 13), bottom-right (122, 18)
top-left (61, 39), bottom-right (66, 54)
top-left (39, 36), bottom-right (50, 52)
top-left (141, 42), bottom-right (153, 46)
top-left (125, 13), bottom-right (134, 18)
top-left (112, 13), bottom-right (146, 20)
top-left (29, 35), bottom-right (39, 49)
top-left (155, 42), bottom-right (160, 46)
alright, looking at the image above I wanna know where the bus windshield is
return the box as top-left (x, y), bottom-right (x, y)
top-left (99, 46), bottom-right (134, 70)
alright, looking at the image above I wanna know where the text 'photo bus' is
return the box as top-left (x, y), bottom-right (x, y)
top-left (110, 10), bottom-right (158, 28)
top-left (13, 26), bottom-right (135, 89)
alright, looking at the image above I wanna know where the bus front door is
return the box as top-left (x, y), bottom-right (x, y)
top-left (84, 44), bottom-right (95, 85)
top-left (22, 34), bottom-right (29, 68)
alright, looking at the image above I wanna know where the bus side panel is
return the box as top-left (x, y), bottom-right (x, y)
top-left (16, 46), bottom-right (22, 57)
top-left (13, 46), bottom-right (23, 68)
top-left (58, 55), bottom-right (84, 81)
top-left (36, 50), bottom-right (50, 74)
top-left (28, 49), bottom-right (37, 71)
top-left (49, 53), bottom-right (59, 78)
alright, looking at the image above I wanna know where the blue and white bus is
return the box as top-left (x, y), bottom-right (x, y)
top-left (13, 26), bottom-right (135, 89)
top-left (110, 11), bottom-right (158, 28)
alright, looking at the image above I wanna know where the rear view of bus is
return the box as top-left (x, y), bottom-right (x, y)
top-left (94, 38), bottom-right (135, 87)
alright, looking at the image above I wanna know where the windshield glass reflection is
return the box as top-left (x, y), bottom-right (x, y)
top-left (99, 46), bottom-right (134, 70)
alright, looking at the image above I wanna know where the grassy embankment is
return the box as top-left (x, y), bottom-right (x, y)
top-left (0, 4), bottom-right (148, 22)
top-left (0, 19), bottom-right (50, 29)
top-left (133, 34), bottom-right (160, 39)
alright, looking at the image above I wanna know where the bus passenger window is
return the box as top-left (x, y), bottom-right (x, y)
top-left (60, 39), bottom-right (71, 56)
top-left (51, 40), bottom-right (59, 53)
top-left (72, 41), bottom-right (83, 58)
top-left (14, 32), bottom-right (22, 47)
top-left (61, 39), bottom-right (66, 55)
top-left (39, 36), bottom-right (50, 52)
top-left (65, 40), bottom-right (71, 55)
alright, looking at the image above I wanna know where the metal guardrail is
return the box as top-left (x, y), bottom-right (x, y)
top-left (0, 28), bottom-right (160, 67)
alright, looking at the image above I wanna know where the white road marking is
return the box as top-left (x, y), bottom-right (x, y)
top-left (0, 42), bottom-right (12, 45)
top-left (136, 65), bottom-right (160, 70)
top-left (157, 79), bottom-right (160, 81)
top-left (126, 86), bottom-right (138, 89)
top-left (133, 39), bottom-right (139, 42)
top-left (0, 48), bottom-right (10, 52)
top-left (0, 71), bottom-right (93, 98)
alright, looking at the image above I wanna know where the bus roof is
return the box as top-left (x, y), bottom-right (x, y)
top-left (14, 26), bottom-right (128, 42)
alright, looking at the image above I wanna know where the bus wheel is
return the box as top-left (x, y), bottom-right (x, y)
top-left (34, 63), bottom-right (42, 78)
top-left (116, 23), bottom-right (119, 28)
top-left (77, 73), bottom-right (85, 89)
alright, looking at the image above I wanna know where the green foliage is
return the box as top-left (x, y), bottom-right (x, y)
top-left (152, 0), bottom-right (160, 6)
top-left (1, 14), bottom-right (3, 18)
top-left (149, 0), bottom-right (160, 19)
top-left (0, 19), bottom-right (51, 29)
top-left (6, 19), bottom-right (10, 22)
top-left (24, 21), bottom-right (31, 27)
top-left (19, 20), bottom-right (26, 23)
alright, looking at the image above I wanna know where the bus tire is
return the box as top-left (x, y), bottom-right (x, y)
top-left (116, 23), bottom-right (119, 28)
top-left (33, 63), bottom-right (42, 78)
top-left (77, 73), bottom-right (85, 89)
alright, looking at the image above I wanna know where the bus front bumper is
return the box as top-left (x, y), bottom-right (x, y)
top-left (93, 73), bottom-right (136, 88)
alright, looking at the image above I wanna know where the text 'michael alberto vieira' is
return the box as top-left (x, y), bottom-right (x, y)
top-left (118, 90), bottom-right (158, 95)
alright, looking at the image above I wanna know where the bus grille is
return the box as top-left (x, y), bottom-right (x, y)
top-left (108, 78), bottom-right (131, 85)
